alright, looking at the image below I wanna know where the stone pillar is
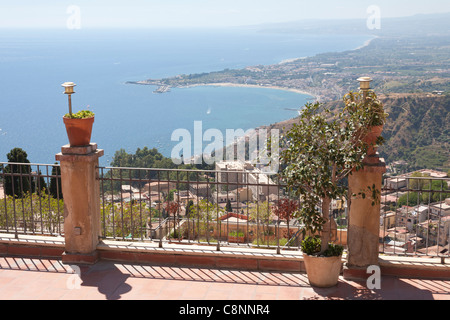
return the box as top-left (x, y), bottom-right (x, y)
top-left (56, 143), bottom-right (104, 264)
top-left (344, 153), bottom-right (386, 279)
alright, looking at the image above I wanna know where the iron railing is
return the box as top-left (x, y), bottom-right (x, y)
top-left (0, 162), bottom-right (64, 237)
top-left (380, 176), bottom-right (450, 258)
top-left (1, 161), bottom-right (449, 259)
top-left (97, 165), bottom-right (306, 252)
top-left (97, 166), bottom-right (450, 258)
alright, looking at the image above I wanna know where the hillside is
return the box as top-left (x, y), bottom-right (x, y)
top-left (379, 93), bottom-right (449, 171)
top-left (260, 93), bottom-right (450, 172)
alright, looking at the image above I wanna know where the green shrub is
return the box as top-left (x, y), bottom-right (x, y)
top-left (64, 110), bottom-right (95, 119)
top-left (300, 236), bottom-right (321, 256)
top-left (301, 236), bottom-right (344, 257)
top-left (323, 243), bottom-right (344, 257)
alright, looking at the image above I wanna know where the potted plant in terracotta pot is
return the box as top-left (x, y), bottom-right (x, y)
top-left (279, 81), bottom-right (387, 287)
top-left (62, 82), bottom-right (95, 147)
top-left (228, 230), bottom-right (245, 243)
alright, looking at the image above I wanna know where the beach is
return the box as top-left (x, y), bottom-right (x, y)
top-left (186, 82), bottom-right (318, 101)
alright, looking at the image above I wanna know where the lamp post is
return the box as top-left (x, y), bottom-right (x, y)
top-left (357, 76), bottom-right (372, 99)
top-left (62, 82), bottom-right (76, 117)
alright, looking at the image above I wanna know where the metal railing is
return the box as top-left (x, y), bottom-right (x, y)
top-left (1, 161), bottom-right (449, 259)
top-left (97, 165), bottom-right (308, 252)
top-left (98, 166), bottom-right (450, 258)
top-left (380, 176), bottom-right (450, 258)
top-left (0, 162), bottom-right (64, 237)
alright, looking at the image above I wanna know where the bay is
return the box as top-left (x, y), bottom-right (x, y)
top-left (0, 28), bottom-right (370, 165)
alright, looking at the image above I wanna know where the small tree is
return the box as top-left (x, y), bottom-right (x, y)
top-left (272, 198), bottom-right (298, 226)
top-left (163, 200), bottom-right (180, 238)
top-left (280, 90), bottom-right (386, 255)
top-left (49, 163), bottom-right (63, 199)
top-left (225, 199), bottom-right (232, 212)
top-left (3, 148), bottom-right (32, 198)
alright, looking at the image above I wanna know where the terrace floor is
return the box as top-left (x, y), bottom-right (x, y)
top-left (0, 255), bottom-right (449, 301)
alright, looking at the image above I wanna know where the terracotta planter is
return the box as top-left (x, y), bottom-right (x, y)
top-left (63, 116), bottom-right (94, 147)
top-left (303, 254), bottom-right (342, 287)
top-left (363, 125), bottom-right (383, 155)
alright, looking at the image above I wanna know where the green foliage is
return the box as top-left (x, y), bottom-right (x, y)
top-left (188, 199), bottom-right (222, 221)
top-left (186, 199), bottom-right (223, 239)
top-left (49, 163), bottom-right (63, 199)
top-left (397, 176), bottom-right (450, 206)
top-left (301, 236), bottom-right (343, 257)
top-left (379, 94), bottom-right (449, 170)
top-left (229, 230), bottom-right (245, 237)
top-left (103, 147), bottom-right (214, 194)
top-left (343, 91), bottom-right (388, 127)
top-left (101, 202), bottom-right (150, 239)
top-left (280, 92), bottom-right (386, 253)
top-left (0, 192), bottom-right (64, 234)
top-left (353, 184), bottom-right (381, 207)
top-left (248, 201), bottom-right (272, 224)
top-left (323, 243), bottom-right (344, 257)
top-left (300, 236), bottom-right (322, 256)
top-left (3, 148), bottom-right (32, 197)
top-left (280, 101), bottom-right (374, 233)
top-left (225, 199), bottom-right (232, 212)
top-left (64, 110), bottom-right (94, 119)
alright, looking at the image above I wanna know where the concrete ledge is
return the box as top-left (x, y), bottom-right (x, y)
top-left (97, 240), bottom-right (305, 272)
top-left (343, 265), bottom-right (371, 281)
top-left (379, 255), bottom-right (450, 280)
top-left (62, 251), bottom-right (99, 265)
top-left (0, 234), bottom-right (65, 258)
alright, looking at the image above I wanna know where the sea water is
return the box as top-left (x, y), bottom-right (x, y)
top-left (0, 28), bottom-right (370, 165)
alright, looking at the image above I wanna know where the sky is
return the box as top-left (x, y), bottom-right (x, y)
top-left (0, 0), bottom-right (450, 29)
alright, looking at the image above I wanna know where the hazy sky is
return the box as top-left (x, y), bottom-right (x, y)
top-left (1, 0), bottom-right (450, 29)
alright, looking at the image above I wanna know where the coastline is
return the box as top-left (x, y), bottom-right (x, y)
top-left (135, 35), bottom-right (378, 103)
top-left (181, 82), bottom-right (318, 100)
top-left (352, 35), bottom-right (378, 51)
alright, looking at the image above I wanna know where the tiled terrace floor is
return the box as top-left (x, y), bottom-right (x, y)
top-left (0, 256), bottom-right (449, 301)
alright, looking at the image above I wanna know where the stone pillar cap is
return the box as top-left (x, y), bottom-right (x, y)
top-left (56, 143), bottom-right (104, 162)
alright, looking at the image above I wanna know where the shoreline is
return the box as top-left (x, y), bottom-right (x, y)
top-left (352, 35), bottom-right (378, 51)
top-left (133, 36), bottom-right (378, 103)
top-left (179, 82), bottom-right (318, 100)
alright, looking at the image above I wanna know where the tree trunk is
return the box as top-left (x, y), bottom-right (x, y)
top-left (320, 196), bottom-right (331, 254)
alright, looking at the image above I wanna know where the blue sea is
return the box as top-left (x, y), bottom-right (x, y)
top-left (0, 28), bottom-right (370, 166)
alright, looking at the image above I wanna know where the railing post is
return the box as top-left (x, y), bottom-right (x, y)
top-left (56, 143), bottom-right (104, 264)
top-left (344, 153), bottom-right (386, 280)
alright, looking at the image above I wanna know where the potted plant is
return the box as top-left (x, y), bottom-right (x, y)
top-left (301, 236), bottom-right (344, 287)
top-left (228, 230), bottom-right (245, 243)
top-left (61, 82), bottom-right (95, 147)
top-left (63, 110), bottom-right (95, 147)
top-left (279, 87), bottom-right (387, 287)
top-left (343, 89), bottom-right (388, 155)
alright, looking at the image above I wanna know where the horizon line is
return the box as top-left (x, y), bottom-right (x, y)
top-left (1, 11), bottom-right (449, 30)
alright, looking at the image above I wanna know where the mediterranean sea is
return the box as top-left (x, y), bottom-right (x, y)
top-left (0, 28), bottom-right (371, 166)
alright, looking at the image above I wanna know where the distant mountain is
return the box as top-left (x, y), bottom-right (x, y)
top-left (255, 12), bottom-right (450, 37)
